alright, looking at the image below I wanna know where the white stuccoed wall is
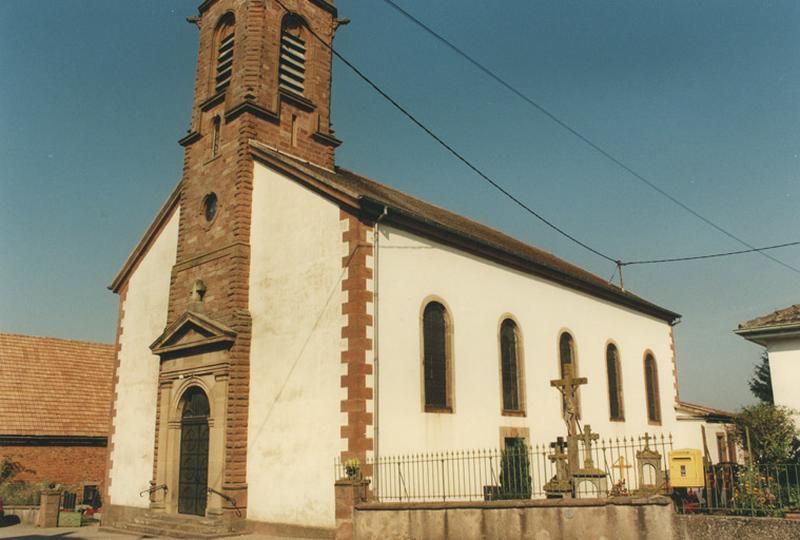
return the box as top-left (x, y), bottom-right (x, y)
top-left (766, 337), bottom-right (800, 425)
top-left (108, 210), bottom-right (179, 508)
top-left (247, 162), bottom-right (343, 528)
top-left (375, 225), bottom-right (682, 456)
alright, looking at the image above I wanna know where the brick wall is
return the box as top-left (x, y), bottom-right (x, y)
top-left (0, 445), bottom-right (107, 486)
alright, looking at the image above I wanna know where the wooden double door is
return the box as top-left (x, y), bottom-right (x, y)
top-left (178, 387), bottom-right (209, 516)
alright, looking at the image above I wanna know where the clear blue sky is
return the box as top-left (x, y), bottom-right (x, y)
top-left (1, 0), bottom-right (798, 411)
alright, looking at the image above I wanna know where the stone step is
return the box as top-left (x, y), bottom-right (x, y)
top-left (135, 515), bottom-right (225, 530)
top-left (102, 522), bottom-right (228, 539)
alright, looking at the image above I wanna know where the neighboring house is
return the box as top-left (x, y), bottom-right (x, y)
top-left (736, 304), bottom-right (800, 424)
top-left (103, 0), bottom-right (732, 534)
top-left (674, 401), bottom-right (737, 463)
top-left (0, 333), bottom-right (114, 499)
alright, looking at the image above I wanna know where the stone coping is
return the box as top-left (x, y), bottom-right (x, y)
top-left (356, 495), bottom-right (671, 511)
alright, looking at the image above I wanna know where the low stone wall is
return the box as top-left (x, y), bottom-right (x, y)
top-left (675, 514), bottom-right (800, 540)
top-left (353, 497), bottom-right (675, 540)
top-left (1, 505), bottom-right (39, 525)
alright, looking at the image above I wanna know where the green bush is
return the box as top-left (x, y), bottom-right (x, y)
top-left (0, 481), bottom-right (45, 506)
top-left (498, 439), bottom-right (532, 500)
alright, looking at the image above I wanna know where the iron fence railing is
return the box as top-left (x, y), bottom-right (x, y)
top-left (335, 433), bottom-right (672, 502)
top-left (676, 462), bottom-right (800, 516)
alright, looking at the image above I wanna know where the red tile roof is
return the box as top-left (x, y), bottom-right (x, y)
top-left (0, 333), bottom-right (115, 438)
top-left (738, 304), bottom-right (800, 332)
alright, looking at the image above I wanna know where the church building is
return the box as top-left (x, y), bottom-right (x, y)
top-left (103, 0), bottom-right (726, 535)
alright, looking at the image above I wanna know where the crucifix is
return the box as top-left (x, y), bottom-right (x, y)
top-left (550, 363), bottom-right (587, 473)
top-left (578, 424), bottom-right (600, 469)
top-left (548, 437), bottom-right (569, 483)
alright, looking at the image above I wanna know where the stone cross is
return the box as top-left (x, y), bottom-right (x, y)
top-left (548, 437), bottom-right (569, 482)
top-left (611, 456), bottom-right (632, 483)
top-left (642, 433), bottom-right (652, 450)
top-left (551, 364), bottom-right (587, 473)
top-left (578, 424), bottom-right (600, 469)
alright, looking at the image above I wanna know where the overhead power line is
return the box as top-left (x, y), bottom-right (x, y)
top-left (274, 0), bottom-right (618, 264)
top-left (621, 240), bottom-right (800, 266)
top-left (378, 0), bottom-right (800, 276)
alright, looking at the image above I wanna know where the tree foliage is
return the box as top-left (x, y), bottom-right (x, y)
top-left (734, 403), bottom-right (799, 464)
top-left (0, 456), bottom-right (22, 486)
top-left (748, 352), bottom-right (774, 404)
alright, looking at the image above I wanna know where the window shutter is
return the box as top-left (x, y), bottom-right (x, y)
top-left (606, 345), bottom-right (622, 419)
top-left (423, 303), bottom-right (447, 409)
top-left (279, 31), bottom-right (306, 95)
top-left (500, 320), bottom-right (520, 411)
top-left (645, 355), bottom-right (661, 422)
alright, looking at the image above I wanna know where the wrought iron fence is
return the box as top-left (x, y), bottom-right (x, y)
top-left (676, 462), bottom-right (800, 516)
top-left (335, 433), bottom-right (672, 502)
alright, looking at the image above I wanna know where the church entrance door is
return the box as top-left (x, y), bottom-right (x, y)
top-left (178, 387), bottom-right (210, 516)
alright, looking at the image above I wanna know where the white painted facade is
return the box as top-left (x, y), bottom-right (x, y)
top-left (108, 210), bottom-right (179, 508)
top-left (375, 225), bottom-right (681, 455)
top-left (246, 162), bottom-right (344, 527)
top-left (765, 337), bottom-right (800, 425)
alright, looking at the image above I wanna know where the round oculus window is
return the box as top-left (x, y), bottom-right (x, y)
top-left (203, 193), bottom-right (218, 222)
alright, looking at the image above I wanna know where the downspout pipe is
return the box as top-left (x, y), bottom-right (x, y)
top-left (373, 205), bottom-right (388, 495)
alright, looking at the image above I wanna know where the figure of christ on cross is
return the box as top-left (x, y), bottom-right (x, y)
top-left (550, 363), bottom-right (587, 474)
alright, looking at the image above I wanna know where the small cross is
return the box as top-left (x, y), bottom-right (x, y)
top-left (578, 424), bottom-right (600, 469)
top-left (611, 456), bottom-right (632, 482)
top-left (642, 433), bottom-right (651, 450)
top-left (548, 437), bottom-right (569, 481)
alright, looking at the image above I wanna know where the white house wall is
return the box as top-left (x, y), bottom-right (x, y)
top-left (767, 337), bottom-right (800, 426)
top-left (247, 162), bottom-right (343, 527)
top-left (376, 225), bottom-right (681, 456)
top-left (108, 210), bottom-right (179, 508)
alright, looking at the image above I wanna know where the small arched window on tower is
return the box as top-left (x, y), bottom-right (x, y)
top-left (214, 14), bottom-right (235, 93)
top-left (606, 343), bottom-right (624, 421)
top-left (422, 301), bottom-right (451, 412)
top-left (279, 15), bottom-right (307, 95)
top-left (644, 353), bottom-right (662, 423)
top-left (500, 318), bottom-right (524, 414)
top-left (559, 332), bottom-right (580, 418)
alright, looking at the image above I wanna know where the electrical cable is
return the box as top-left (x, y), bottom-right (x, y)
top-left (621, 240), bottom-right (800, 266)
top-left (377, 0), bottom-right (800, 276)
top-left (275, 0), bottom-right (618, 264)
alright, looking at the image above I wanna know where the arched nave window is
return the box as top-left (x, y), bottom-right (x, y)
top-left (644, 352), bottom-right (662, 423)
top-left (558, 332), bottom-right (580, 418)
top-left (500, 318), bottom-right (524, 414)
top-left (606, 343), bottom-right (624, 421)
top-left (422, 301), bottom-right (451, 412)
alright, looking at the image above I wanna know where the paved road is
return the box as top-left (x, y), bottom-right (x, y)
top-left (0, 524), bottom-right (315, 540)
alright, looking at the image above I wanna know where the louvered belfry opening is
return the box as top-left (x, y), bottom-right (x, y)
top-left (606, 344), bottom-right (624, 420)
top-left (279, 16), bottom-right (307, 95)
top-left (423, 302), bottom-right (448, 410)
top-left (215, 20), bottom-right (235, 93)
top-left (500, 319), bottom-right (521, 412)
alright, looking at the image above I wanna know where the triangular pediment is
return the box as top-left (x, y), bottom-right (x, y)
top-left (150, 311), bottom-right (236, 356)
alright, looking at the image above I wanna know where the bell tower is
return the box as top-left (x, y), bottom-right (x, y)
top-left (147, 0), bottom-right (342, 523)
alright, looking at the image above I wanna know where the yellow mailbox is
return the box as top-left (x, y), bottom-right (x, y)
top-left (668, 449), bottom-right (705, 488)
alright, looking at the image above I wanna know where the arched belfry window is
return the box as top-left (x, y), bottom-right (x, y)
top-left (279, 15), bottom-right (307, 95)
top-left (644, 353), bottom-right (661, 423)
top-left (558, 332), bottom-right (580, 418)
top-left (500, 318), bottom-right (524, 413)
top-left (423, 301), bottom-right (451, 412)
top-left (214, 14), bottom-right (235, 93)
top-left (606, 343), bottom-right (624, 421)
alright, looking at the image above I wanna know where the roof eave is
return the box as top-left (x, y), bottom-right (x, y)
top-left (735, 323), bottom-right (800, 345)
top-left (363, 196), bottom-right (680, 324)
top-left (108, 181), bottom-right (181, 293)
